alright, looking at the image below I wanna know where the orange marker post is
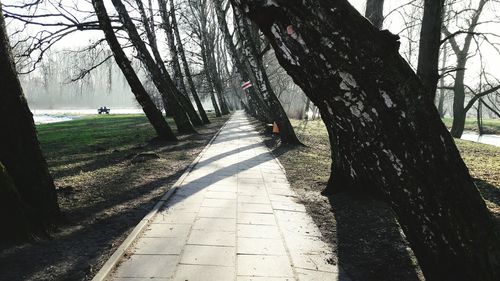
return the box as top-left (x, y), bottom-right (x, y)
top-left (272, 122), bottom-right (280, 134)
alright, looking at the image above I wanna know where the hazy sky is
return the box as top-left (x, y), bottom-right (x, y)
top-left (4, 0), bottom-right (500, 87)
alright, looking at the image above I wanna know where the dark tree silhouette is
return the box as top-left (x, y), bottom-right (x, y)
top-left (0, 8), bottom-right (60, 240)
top-left (230, 1), bottom-right (500, 280)
top-left (417, 0), bottom-right (445, 101)
top-left (365, 0), bottom-right (384, 29)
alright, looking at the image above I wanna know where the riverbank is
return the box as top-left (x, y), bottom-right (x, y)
top-left (32, 108), bottom-right (144, 124)
top-left (0, 114), bottom-right (229, 281)
top-left (442, 117), bottom-right (500, 134)
top-left (263, 119), bottom-right (499, 281)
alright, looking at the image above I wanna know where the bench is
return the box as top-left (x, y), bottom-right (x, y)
top-left (98, 108), bottom-right (110, 114)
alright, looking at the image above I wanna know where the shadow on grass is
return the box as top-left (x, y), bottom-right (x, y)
top-left (475, 178), bottom-right (500, 208)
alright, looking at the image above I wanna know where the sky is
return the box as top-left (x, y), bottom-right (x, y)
top-left (4, 0), bottom-right (500, 88)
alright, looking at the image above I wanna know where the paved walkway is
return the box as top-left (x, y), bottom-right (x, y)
top-left (108, 111), bottom-right (348, 281)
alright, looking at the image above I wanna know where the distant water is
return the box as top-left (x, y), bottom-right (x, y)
top-left (461, 132), bottom-right (500, 147)
top-left (32, 108), bottom-right (143, 125)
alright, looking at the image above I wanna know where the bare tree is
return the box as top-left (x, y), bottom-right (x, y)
top-left (168, 0), bottom-right (211, 123)
top-left (442, 0), bottom-right (500, 137)
top-left (92, 0), bottom-right (177, 141)
top-left (110, 0), bottom-right (197, 133)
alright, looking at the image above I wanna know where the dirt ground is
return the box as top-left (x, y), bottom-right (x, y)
top-left (0, 116), bottom-right (228, 281)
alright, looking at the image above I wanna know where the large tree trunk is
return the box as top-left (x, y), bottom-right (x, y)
top-left (111, 0), bottom-right (195, 133)
top-left (231, 1), bottom-right (500, 280)
top-left (93, 0), bottom-right (177, 142)
top-left (169, 0), bottom-right (210, 124)
top-left (0, 9), bottom-right (60, 239)
top-left (416, 0), bottom-right (444, 101)
top-left (365, 0), bottom-right (384, 29)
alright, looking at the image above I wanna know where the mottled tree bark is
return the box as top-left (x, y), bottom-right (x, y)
top-left (365, 0), bottom-right (384, 29)
top-left (111, 0), bottom-right (196, 133)
top-left (417, 0), bottom-right (444, 101)
top-left (93, 0), bottom-right (177, 141)
top-left (168, 0), bottom-right (210, 124)
top-left (231, 1), bottom-right (500, 280)
top-left (0, 8), bottom-right (60, 239)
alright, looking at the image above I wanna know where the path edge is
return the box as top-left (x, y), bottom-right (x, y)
top-left (91, 116), bottom-right (231, 281)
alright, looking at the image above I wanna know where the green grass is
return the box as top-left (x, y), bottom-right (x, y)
top-left (36, 115), bottom-right (158, 157)
top-left (35, 113), bottom-right (224, 192)
top-left (442, 117), bottom-right (500, 134)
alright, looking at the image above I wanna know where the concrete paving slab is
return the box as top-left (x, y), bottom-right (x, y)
top-left (237, 255), bottom-right (294, 277)
top-left (238, 213), bottom-right (277, 225)
top-left (237, 277), bottom-right (295, 281)
top-left (238, 238), bottom-right (287, 255)
top-left (105, 111), bottom-right (346, 281)
top-left (198, 206), bottom-right (237, 218)
top-left (192, 217), bottom-right (236, 232)
top-left (180, 245), bottom-right (235, 266)
top-left (238, 202), bottom-right (273, 213)
top-left (142, 223), bottom-right (191, 238)
top-left (152, 211), bottom-right (197, 224)
top-left (133, 237), bottom-right (185, 255)
top-left (113, 255), bottom-right (178, 278)
top-left (237, 224), bottom-right (281, 239)
top-left (173, 264), bottom-right (235, 281)
top-left (187, 230), bottom-right (236, 246)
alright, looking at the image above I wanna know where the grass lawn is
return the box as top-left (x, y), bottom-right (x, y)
top-left (264, 118), bottom-right (499, 281)
top-left (442, 117), bottom-right (500, 134)
top-left (0, 113), bottom-right (229, 281)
